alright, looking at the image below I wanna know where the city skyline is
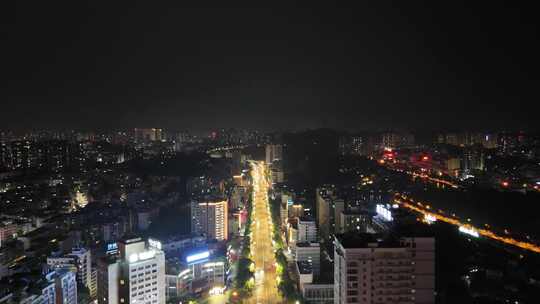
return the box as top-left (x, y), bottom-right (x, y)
top-left (2, 3), bottom-right (540, 304)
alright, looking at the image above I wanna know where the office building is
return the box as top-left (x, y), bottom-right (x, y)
top-left (316, 186), bottom-right (344, 242)
top-left (297, 217), bottom-right (318, 243)
top-left (191, 198), bottom-right (228, 241)
top-left (334, 234), bottom-right (435, 304)
top-left (97, 237), bottom-right (166, 304)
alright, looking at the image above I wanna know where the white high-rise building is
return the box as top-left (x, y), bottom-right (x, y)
top-left (97, 237), bottom-right (166, 304)
top-left (19, 269), bottom-right (77, 304)
top-left (51, 269), bottom-right (78, 304)
top-left (191, 199), bottom-right (228, 241)
top-left (334, 234), bottom-right (435, 304)
top-left (297, 217), bottom-right (318, 243)
top-left (265, 144), bottom-right (283, 164)
top-left (47, 247), bottom-right (94, 297)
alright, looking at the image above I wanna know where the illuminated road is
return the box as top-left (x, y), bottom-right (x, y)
top-left (388, 165), bottom-right (460, 189)
top-left (248, 161), bottom-right (283, 304)
top-left (394, 194), bottom-right (540, 254)
top-left (407, 171), bottom-right (459, 188)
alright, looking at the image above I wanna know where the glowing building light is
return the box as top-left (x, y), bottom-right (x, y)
top-left (178, 269), bottom-right (191, 278)
top-left (138, 250), bottom-right (156, 261)
top-left (376, 204), bottom-right (393, 221)
top-left (186, 251), bottom-right (210, 263)
top-left (148, 238), bottom-right (162, 250)
top-left (129, 253), bottom-right (139, 263)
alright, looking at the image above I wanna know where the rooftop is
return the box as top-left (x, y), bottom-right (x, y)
top-left (335, 233), bottom-right (400, 249)
top-left (298, 216), bottom-right (315, 222)
top-left (296, 242), bottom-right (319, 248)
top-left (297, 260), bottom-right (313, 275)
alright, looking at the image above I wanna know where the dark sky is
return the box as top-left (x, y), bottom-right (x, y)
top-left (2, 2), bottom-right (539, 132)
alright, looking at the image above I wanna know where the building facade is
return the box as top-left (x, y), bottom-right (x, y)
top-left (191, 199), bottom-right (228, 241)
top-left (316, 186), bottom-right (344, 242)
top-left (334, 235), bottom-right (435, 304)
top-left (97, 237), bottom-right (166, 304)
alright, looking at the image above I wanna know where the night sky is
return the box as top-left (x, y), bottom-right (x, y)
top-left (2, 2), bottom-right (539, 131)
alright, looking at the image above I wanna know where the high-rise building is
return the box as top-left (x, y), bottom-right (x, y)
top-left (10, 140), bottom-right (44, 170)
top-left (445, 157), bottom-right (461, 175)
top-left (0, 141), bottom-right (10, 170)
top-left (47, 247), bottom-right (94, 298)
top-left (295, 242), bottom-right (321, 275)
top-left (334, 234), bottom-right (435, 304)
top-left (462, 146), bottom-right (485, 172)
top-left (316, 186), bottom-right (344, 242)
top-left (49, 269), bottom-right (78, 304)
top-left (280, 199), bottom-right (289, 228)
top-left (339, 135), bottom-right (371, 156)
top-left (97, 237), bottom-right (166, 304)
top-left (289, 203), bottom-right (304, 218)
top-left (191, 199), bottom-right (228, 241)
top-left (271, 166), bottom-right (285, 184)
top-left (297, 217), bottom-right (318, 243)
top-left (43, 140), bottom-right (70, 173)
top-left (481, 133), bottom-right (498, 149)
top-left (338, 211), bottom-right (373, 234)
top-left (134, 128), bottom-right (163, 144)
top-left (381, 132), bottom-right (414, 149)
top-left (265, 144), bottom-right (283, 164)
top-left (12, 269), bottom-right (77, 304)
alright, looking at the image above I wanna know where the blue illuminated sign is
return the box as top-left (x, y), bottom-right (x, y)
top-left (106, 242), bottom-right (118, 253)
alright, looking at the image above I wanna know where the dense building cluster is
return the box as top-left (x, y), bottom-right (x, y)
top-left (1, 128), bottom-right (539, 304)
top-left (0, 128), bottom-right (257, 304)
